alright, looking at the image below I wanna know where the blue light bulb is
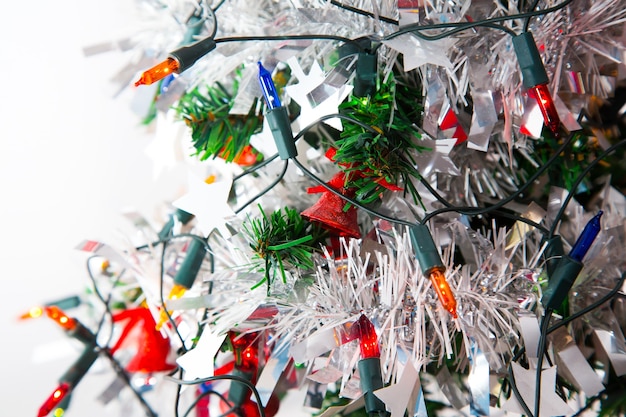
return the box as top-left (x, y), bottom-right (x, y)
top-left (258, 61), bottom-right (281, 109)
top-left (569, 210), bottom-right (603, 262)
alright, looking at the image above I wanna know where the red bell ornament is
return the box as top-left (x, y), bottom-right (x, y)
top-left (110, 307), bottom-right (176, 373)
top-left (301, 172), bottom-right (361, 239)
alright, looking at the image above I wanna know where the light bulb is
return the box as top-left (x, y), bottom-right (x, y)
top-left (257, 61), bottom-right (297, 160)
top-left (569, 211), bottom-right (603, 262)
top-left (135, 37), bottom-right (217, 87)
top-left (20, 305), bottom-right (44, 320)
top-left (39, 347), bottom-right (99, 416)
top-left (513, 32), bottom-right (561, 136)
top-left (258, 62), bottom-right (281, 109)
top-left (428, 268), bottom-right (457, 318)
top-left (227, 330), bottom-right (261, 407)
top-left (156, 238), bottom-right (207, 331)
top-left (530, 83), bottom-right (561, 136)
top-left (353, 314), bottom-right (386, 415)
top-left (44, 306), bottom-right (77, 331)
top-left (354, 314), bottom-right (380, 359)
top-left (38, 383), bottom-right (70, 417)
top-left (543, 211), bottom-right (604, 310)
top-left (135, 58), bottom-right (180, 87)
top-left (409, 224), bottom-right (458, 318)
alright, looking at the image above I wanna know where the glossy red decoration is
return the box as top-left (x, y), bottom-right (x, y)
top-left (301, 172), bottom-right (361, 239)
top-left (110, 307), bottom-right (176, 373)
top-left (195, 386), bottom-right (210, 417)
top-left (217, 142), bottom-right (262, 166)
top-left (228, 331), bottom-right (260, 374)
top-left (218, 395), bottom-right (280, 417)
top-left (38, 383), bottom-right (70, 417)
top-left (353, 314), bottom-right (380, 359)
top-left (439, 108), bottom-right (468, 145)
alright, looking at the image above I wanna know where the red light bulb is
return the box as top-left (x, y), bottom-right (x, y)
top-left (354, 314), bottom-right (380, 359)
top-left (38, 383), bottom-right (70, 417)
top-left (39, 347), bottom-right (99, 416)
top-left (353, 314), bottom-right (386, 414)
top-left (512, 32), bottom-right (561, 136)
top-left (530, 83), bottom-right (560, 135)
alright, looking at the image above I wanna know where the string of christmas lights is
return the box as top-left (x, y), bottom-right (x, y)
top-left (24, 0), bottom-right (626, 416)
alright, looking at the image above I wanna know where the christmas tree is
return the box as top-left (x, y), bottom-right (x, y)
top-left (22, 1), bottom-right (626, 416)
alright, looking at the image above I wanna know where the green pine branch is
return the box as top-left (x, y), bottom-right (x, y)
top-left (334, 70), bottom-right (429, 207)
top-left (174, 69), bottom-right (264, 164)
top-left (242, 206), bottom-right (327, 295)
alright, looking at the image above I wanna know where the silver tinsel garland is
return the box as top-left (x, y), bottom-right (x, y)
top-left (43, 0), bottom-right (626, 416)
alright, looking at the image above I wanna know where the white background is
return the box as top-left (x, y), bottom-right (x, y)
top-left (0, 1), bottom-right (184, 415)
top-left (0, 3), bottom-right (309, 416)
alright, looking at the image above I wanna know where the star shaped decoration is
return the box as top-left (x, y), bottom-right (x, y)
top-left (285, 57), bottom-right (352, 132)
top-left (249, 116), bottom-right (279, 157)
top-left (176, 327), bottom-right (227, 381)
top-left (172, 171), bottom-right (236, 238)
top-left (144, 112), bottom-right (187, 180)
top-left (284, 56), bottom-right (325, 105)
top-left (501, 363), bottom-right (574, 417)
top-left (382, 34), bottom-right (456, 72)
top-left (317, 397), bottom-right (365, 417)
top-left (373, 361), bottom-right (425, 417)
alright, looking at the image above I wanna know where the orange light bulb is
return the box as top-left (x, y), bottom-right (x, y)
top-left (134, 58), bottom-right (180, 87)
top-left (155, 284), bottom-right (188, 331)
top-left (44, 306), bottom-right (77, 331)
top-left (20, 306), bottom-right (44, 320)
top-left (428, 268), bottom-right (457, 318)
